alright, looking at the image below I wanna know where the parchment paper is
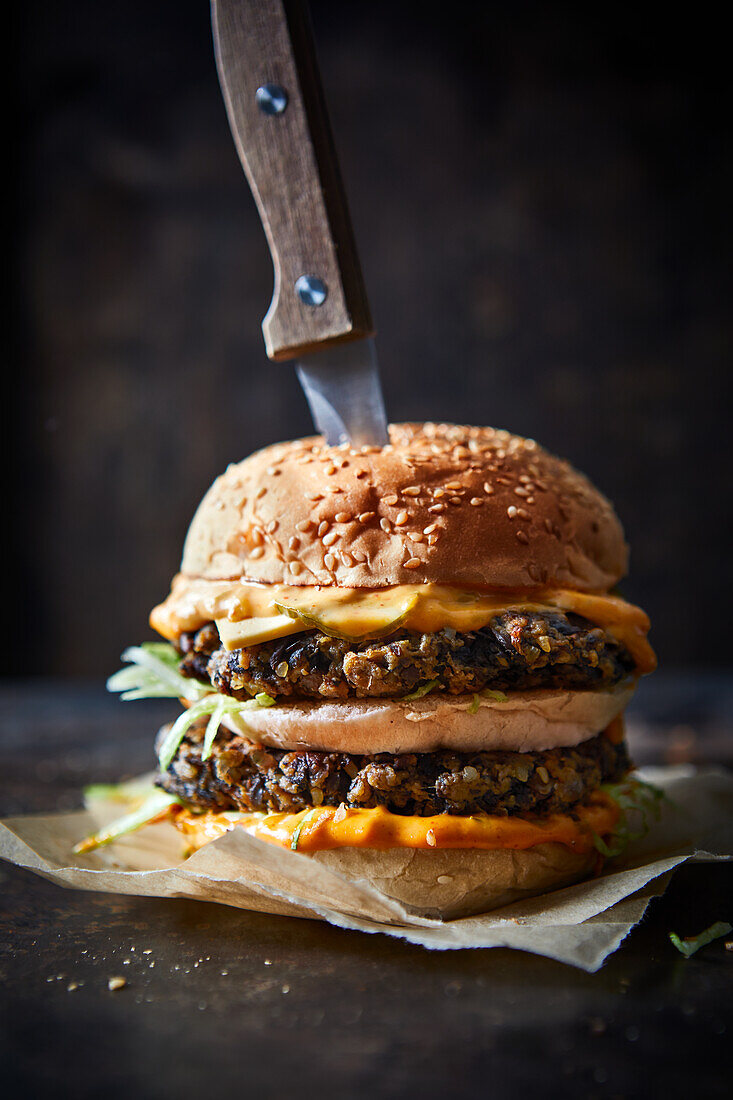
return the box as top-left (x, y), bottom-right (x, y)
top-left (1, 765), bottom-right (730, 971)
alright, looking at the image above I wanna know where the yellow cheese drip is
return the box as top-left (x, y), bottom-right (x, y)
top-left (151, 578), bottom-right (656, 674)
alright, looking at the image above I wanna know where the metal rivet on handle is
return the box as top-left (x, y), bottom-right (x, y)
top-left (295, 275), bottom-right (328, 307)
top-left (255, 83), bottom-right (288, 115)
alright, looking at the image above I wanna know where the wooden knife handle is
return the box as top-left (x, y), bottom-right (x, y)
top-left (211, 0), bottom-right (374, 361)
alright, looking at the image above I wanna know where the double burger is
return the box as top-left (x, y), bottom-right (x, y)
top-left (94, 423), bottom-right (656, 917)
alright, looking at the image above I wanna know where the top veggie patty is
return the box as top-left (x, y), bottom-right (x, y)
top-left (177, 609), bottom-right (636, 701)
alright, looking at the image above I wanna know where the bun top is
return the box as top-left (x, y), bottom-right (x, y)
top-left (179, 423), bottom-right (628, 591)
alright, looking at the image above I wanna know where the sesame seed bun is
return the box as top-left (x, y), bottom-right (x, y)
top-left (180, 423), bottom-right (627, 591)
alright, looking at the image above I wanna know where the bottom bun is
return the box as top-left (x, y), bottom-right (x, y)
top-left (308, 844), bottom-right (598, 919)
top-left (178, 811), bottom-right (600, 919)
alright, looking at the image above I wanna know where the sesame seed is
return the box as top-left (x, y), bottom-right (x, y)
top-left (507, 506), bottom-right (518, 519)
top-left (449, 496), bottom-right (462, 505)
top-left (383, 494), bottom-right (399, 506)
top-left (322, 531), bottom-right (338, 547)
top-left (256, 487), bottom-right (267, 499)
top-left (395, 511), bottom-right (409, 526)
top-left (433, 488), bottom-right (445, 499)
top-left (305, 492), bottom-right (323, 501)
top-left (318, 521), bottom-right (330, 537)
top-left (249, 546), bottom-right (264, 559)
top-left (358, 512), bottom-right (375, 523)
top-left (411, 533), bottom-right (425, 542)
top-left (324, 553), bottom-right (337, 571)
top-left (252, 529), bottom-right (264, 546)
top-left (470, 498), bottom-right (483, 506)
top-left (288, 561), bottom-right (303, 576)
top-left (423, 523), bottom-right (440, 534)
top-left (335, 512), bottom-right (351, 523)
top-left (514, 487), bottom-right (530, 498)
top-left (324, 465), bottom-right (337, 475)
top-left (427, 534), bottom-right (440, 545)
top-left (515, 529), bottom-right (529, 544)
top-left (380, 518), bottom-right (391, 533)
top-left (352, 550), bottom-right (366, 562)
top-left (296, 520), bottom-right (314, 533)
top-left (428, 504), bottom-right (446, 514)
top-left (445, 481), bottom-right (462, 491)
top-left (340, 552), bottom-right (354, 567)
top-left (403, 486), bottom-right (420, 496)
top-left (288, 537), bottom-right (300, 551)
top-left (266, 520), bottom-right (278, 534)
top-left (404, 557), bottom-right (422, 569)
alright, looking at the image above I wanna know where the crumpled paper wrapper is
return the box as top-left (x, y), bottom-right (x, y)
top-left (1, 765), bottom-right (730, 971)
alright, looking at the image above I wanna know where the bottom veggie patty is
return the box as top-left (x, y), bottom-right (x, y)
top-left (158, 720), bottom-right (630, 818)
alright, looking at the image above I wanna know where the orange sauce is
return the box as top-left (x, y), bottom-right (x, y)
top-left (173, 792), bottom-right (619, 855)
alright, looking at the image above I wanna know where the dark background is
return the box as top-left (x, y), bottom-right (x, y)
top-left (9, 0), bottom-right (732, 677)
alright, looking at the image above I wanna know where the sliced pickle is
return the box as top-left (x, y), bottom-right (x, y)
top-left (410, 592), bottom-right (526, 634)
top-left (274, 592), bottom-right (420, 642)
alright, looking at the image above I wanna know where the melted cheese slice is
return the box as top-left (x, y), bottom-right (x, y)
top-left (151, 579), bottom-right (656, 674)
top-left (173, 794), bottom-right (619, 854)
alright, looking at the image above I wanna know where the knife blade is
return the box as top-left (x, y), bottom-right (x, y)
top-left (211, 0), bottom-right (389, 446)
top-left (295, 337), bottom-right (388, 447)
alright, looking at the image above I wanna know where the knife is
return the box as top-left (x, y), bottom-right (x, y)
top-left (211, 0), bottom-right (389, 447)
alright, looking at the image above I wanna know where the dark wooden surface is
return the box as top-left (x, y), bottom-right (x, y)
top-left (1, 676), bottom-right (731, 1098)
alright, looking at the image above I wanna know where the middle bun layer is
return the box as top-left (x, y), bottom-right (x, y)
top-left (219, 683), bottom-right (635, 754)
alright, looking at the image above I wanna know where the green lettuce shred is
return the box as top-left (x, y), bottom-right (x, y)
top-left (468, 694), bottom-right (481, 714)
top-left (157, 692), bottom-right (278, 770)
top-left (592, 776), bottom-right (665, 859)
top-left (108, 642), bottom-right (279, 770)
top-left (74, 788), bottom-right (180, 854)
top-left (669, 921), bottom-right (732, 958)
top-left (402, 680), bottom-right (440, 702)
top-left (290, 808), bottom-right (321, 851)
top-left (482, 688), bottom-right (508, 702)
top-left (107, 643), bottom-right (210, 702)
